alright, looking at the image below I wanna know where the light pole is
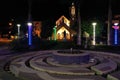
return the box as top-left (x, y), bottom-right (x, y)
top-left (17, 24), bottom-right (21, 38)
top-left (92, 22), bottom-right (97, 45)
top-left (107, 0), bottom-right (112, 45)
top-left (27, 22), bottom-right (32, 46)
top-left (53, 26), bottom-right (57, 41)
top-left (77, 5), bottom-right (81, 46)
top-left (112, 23), bottom-right (119, 45)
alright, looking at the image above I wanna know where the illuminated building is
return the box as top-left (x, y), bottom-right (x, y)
top-left (52, 2), bottom-right (77, 41)
top-left (52, 15), bottom-right (76, 41)
top-left (33, 21), bottom-right (42, 37)
top-left (70, 2), bottom-right (76, 21)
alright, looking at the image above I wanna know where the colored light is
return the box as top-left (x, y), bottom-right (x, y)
top-left (113, 23), bottom-right (119, 45)
top-left (27, 22), bottom-right (32, 46)
top-left (112, 26), bottom-right (119, 29)
top-left (114, 29), bottom-right (118, 44)
top-left (53, 26), bottom-right (57, 40)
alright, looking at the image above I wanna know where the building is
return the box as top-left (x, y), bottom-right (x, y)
top-left (52, 15), bottom-right (76, 41)
top-left (52, 3), bottom-right (77, 41)
top-left (32, 21), bottom-right (42, 37)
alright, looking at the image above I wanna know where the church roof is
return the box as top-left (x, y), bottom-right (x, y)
top-left (56, 15), bottom-right (70, 27)
top-left (56, 22), bottom-right (76, 35)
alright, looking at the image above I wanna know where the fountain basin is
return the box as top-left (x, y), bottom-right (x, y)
top-left (52, 50), bottom-right (90, 64)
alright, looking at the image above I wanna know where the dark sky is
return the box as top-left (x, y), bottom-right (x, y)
top-left (0, 0), bottom-right (120, 23)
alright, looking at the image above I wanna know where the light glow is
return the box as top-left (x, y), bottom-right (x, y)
top-left (17, 24), bottom-right (21, 37)
top-left (114, 23), bottom-right (119, 26)
top-left (114, 29), bottom-right (117, 44)
top-left (27, 22), bottom-right (32, 46)
top-left (57, 27), bottom-right (70, 39)
top-left (113, 23), bottom-right (119, 45)
top-left (71, 3), bottom-right (75, 17)
top-left (92, 22), bottom-right (97, 45)
top-left (56, 16), bottom-right (70, 27)
top-left (9, 23), bottom-right (12, 26)
top-left (53, 26), bottom-right (57, 40)
top-left (92, 23), bottom-right (96, 26)
top-left (27, 22), bottom-right (32, 26)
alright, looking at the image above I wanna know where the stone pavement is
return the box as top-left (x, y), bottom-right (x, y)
top-left (0, 47), bottom-right (120, 80)
top-left (0, 47), bottom-right (22, 80)
top-left (9, 50), bottom-right (118, 80)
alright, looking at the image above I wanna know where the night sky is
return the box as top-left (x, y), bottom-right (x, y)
top-left (0, 0), bottom-right (119, 24)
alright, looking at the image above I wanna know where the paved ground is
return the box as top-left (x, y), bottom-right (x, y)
top-left (0, 41), bottom-right (120, 80)
top-left (0, 47), bottom-right (23, 80)
top-left (0, 49), bottom-right (118, 80)
top-left (0, 38), bottom-right (23, 80)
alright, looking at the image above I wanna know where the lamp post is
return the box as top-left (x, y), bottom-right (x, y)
top-left (112, 23), bottom-right (119, 45)
top-left (92, 22), bottom-right (97, 45)
top-left (53, 26), bottom-right (57, 41)
top-left (77, 5), bottom-right (81, 46)
top-left (17, 24), bottom-right (21, 38)
top-left (107, 0), bottom-right (112, 45)
top-left (27, 22), bottom-right (32, 46)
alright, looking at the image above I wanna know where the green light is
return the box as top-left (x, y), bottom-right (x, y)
top-left (53, 26), bottom-right (57, 40)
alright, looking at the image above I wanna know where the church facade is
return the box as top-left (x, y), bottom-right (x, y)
top-left (52, 15), bottom-right (76, 41)
top-left (52, 3), bottom-right (77, 41)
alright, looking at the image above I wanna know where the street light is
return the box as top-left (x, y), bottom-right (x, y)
top-left (17, 24), bottom-right (21, 38)
top-left (112, 23), bottom-right (119, 45)
top-left (92, 22), bottom-right (97, 45)
top-left (27, 22), bottom-right (32, 46)
top-left (53, 26), bottom-right (57, 41)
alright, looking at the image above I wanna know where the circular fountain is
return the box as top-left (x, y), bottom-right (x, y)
top-left (52, 49), bottom-right (90, 65)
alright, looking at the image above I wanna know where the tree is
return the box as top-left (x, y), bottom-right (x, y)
top-left (41, 18), bottom-right (54, 39)
top-left (81, 18), bottom-right (104, 38)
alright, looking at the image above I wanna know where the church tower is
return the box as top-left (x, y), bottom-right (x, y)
top-left (70, 2), bottom-right (76, 28)
top-left (70, 2), bottom-right (76, 20)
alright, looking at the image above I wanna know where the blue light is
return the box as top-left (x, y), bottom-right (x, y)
top-left (28, 22), bottom-right (32, 46)
top-left (113, 23), bottom-right (119, 45)
top-left (114, 29), bottom-right (118, 45)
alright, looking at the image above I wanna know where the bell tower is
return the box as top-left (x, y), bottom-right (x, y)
top-left (70, 2), bottom-right (76, 28)
top-left (70, 2), bottom-right (76, 20)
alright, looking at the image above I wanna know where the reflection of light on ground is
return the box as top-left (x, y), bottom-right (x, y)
top-left (0, 38), bottom-right (12, 43)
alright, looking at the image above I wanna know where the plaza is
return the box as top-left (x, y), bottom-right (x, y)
top-left (0, 45), bottom-right (120, 80)
top-left (0, 0), bottom-right (120, 80)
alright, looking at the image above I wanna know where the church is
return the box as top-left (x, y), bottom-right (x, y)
top-left (52, 3), bottom-right (77, 41)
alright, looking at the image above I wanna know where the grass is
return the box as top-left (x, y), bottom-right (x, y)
top-left (8, 37), bottom-right (120, 54)
top-left (87, 45), bottom-right (120, 54)
top-left (0, 70), bottom-right (24, 80)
